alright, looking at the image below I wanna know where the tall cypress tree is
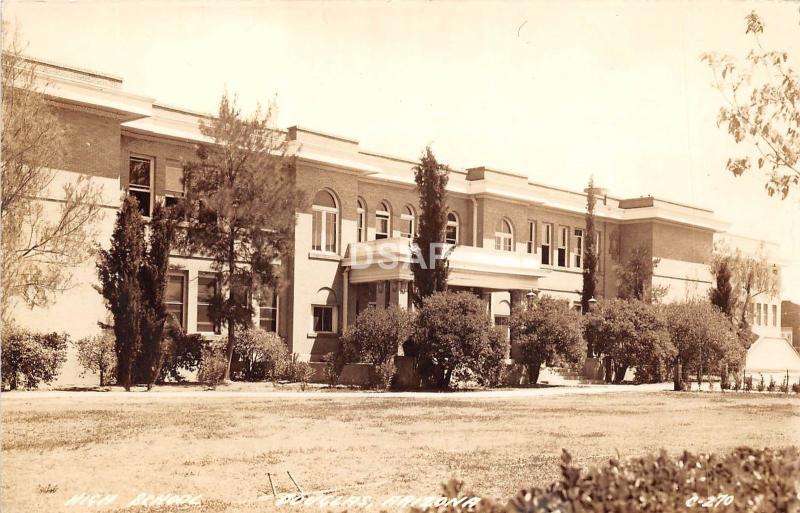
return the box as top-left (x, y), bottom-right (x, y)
top-left (410, 146), bottom-right (450, 308)
top-left (139, 202), bottom-right (177, 389)
top-left (581, 176), bottom-right (598, 314)
top-left (96, 196), bottom-right (146, 390)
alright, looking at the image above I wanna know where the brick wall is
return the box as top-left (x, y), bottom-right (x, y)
top-left (53, 106), bottom-right (121, 179)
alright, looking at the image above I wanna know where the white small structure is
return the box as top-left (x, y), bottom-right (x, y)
top-left (745, 336), bottom-right (800, 384)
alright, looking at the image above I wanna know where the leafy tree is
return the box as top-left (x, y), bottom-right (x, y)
top-left (581, 176), bottom-right (598, 319)
top-left (414, 291), bottom-right (508, 389)
top-left (410, 146), bottom-right (450, 308)
top-left (585, 299), bottom-right (673, 384)
top-left (709, 256), bottom-right (736, 318)
top-left (1, 32), bottom-right (102, 323)
top-left (1, 325), bottom-right (68, 390)
top-left (702, 11), bottom-right (799, 198)
top-left (664, 300), bottom-right (743, 391)
top-left (74, 332), bottom-right (116, 386)
top-left (137, 203), bottom-right (177, 389)
top-left (158, 319), bottom-right (205, 383)
top-left (615, 245), bottom-right (668, 303)
top-left (96, 196), bottom-right (146, 390)
top-left (181, 94), bottom-right (304, 382)
top-left (509, 296), bottom-right (585, 384)
top-left (340, 305), bottom-right (415, 366)
top-left (712, 241), bottom-right (780, 334)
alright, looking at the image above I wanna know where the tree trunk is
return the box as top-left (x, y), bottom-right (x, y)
top-left (603, 355), bottom-right (613, 383)
top-left (673, 358), bottom-right (683, 391)
top-left (99, 369), bottom-right (104, 387)
top-left (527, 361), bottom-right (541, 385)
top-left (224, 315), bottom-right (235, 382)
top-left (613, 364), bottom-right (628, 384)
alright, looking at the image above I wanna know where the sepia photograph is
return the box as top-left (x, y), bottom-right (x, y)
top-left (1, 1), bottom-right (799, 512)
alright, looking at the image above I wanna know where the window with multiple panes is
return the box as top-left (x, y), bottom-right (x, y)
top-left (356, 199), bottom-right (367, 242)
top-left (312, 190), bottom-right (338, 253)
top-left (494, 218), bottom-right (513, 252)
top-left (165, 272), bottom-right (186, 328)
top-left (128, 156), bottom-right (153, 217)
top-left (557, 226), bottom-right (568, 267)
top-left (260, 292), bottom-right (278, 333)
top-left (541, 223), bottom-right (552, 265)
top-left (164, 159), bottom-right (184, 208)
top-left (197, 273), bottom-right (219, 333)
top-left (376, 202), bottom-right (391, 239)
top-left (756, 303), bottom-right (762, 325)
top-left (445, 212), bottom-right (459, 244)
top-left (312, 305), bottom-right (334, 333)
top-left (573, 229), bottom-right (584, 268)
top-left (772, 304), bottom-right (778, 327)
top-left (763, 303), bottom-right (769, 326)
top-left (527, 221), bottom-right (536, 254)
top-left (400, 205), bottom-right (415, 239)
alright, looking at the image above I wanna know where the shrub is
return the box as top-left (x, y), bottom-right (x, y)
top-left (757, 374), bottom-right (765, 392)
top-left (159, 322), bottom-right (205, 383)
top-left (744, 375), bottom-right (753, 392)
top-left (511, 296), bottom-right (585, 385)
top-left (197, 344), bottom-right (227, 387)
top-left (413, 291), bottom-right (509, 389)
top-left (322, 352), bottom-right (345, 387)
top-left (1, 326), bottom-right (68, 390)
top-left (294, 361), bottom-right (313, 391)
top-left (232, 328), bottom-right (288, 381)
top-left (371, 358), bottom-right (396, 391)
top-left (767, 375), bottom-right (776, 392)
top-left (74, 332), bottom-right (117, 386)
top-left (793, 379), bottom-right (800, 394)
top-left (340, 306), bottom-right (414, 366)
top-left (428, 447), bottom-right (800, 513)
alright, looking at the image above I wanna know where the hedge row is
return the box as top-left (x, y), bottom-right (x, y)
top-left (420, 447), bottom-right (800, 513)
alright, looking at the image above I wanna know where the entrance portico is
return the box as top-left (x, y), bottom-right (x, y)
top-left (341, 237), bottom-right (549, 327)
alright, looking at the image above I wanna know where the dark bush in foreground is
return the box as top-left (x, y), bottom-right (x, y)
top-left (1, 327), bottom-right (68, 390)
top-left (421, 447), bottom-right (800, 513)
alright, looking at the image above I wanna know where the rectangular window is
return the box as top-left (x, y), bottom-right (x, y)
top-left (128, 156), bottom-right (152, 217)
top-left (772, 304), bottom-right (778, 327)
top-left (376, 212), bottom-right (390, 239)
top-left (527, 221), bottom-right (536, 254)
top-left (259, 292), bottom-right (278, 333)
top-left (324, 211), bottom-right (337, 252)
top-left (541, 223), bottom-right (552, 266)
top-left (313, 305), bottom-right (334, 333)
top-left (197, 273), bottom-right (219, 333)
top-left (164, 160), bottom-right (184, 208)
top-left (165, 272), bottom-right (186, 328)
top-left (357, 206), bottom-right (366, 242)
top-left (557, 226), bottom-right (568, 267)
top-left (756, 303), bottom-right (762, 326)
top-left (763, 303), bottom-right (769, 327)
top-left (573, 229), bottom-right (584, 268)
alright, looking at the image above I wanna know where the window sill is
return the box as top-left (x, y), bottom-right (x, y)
top-left (307, 331), bottom-right (338, 338)
top-left (308, 251), bottom-right (341, 261)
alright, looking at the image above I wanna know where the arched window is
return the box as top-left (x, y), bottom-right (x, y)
top-left (375, 201), bottom-right (391, 240)
top-left (494, 218), bottom-right (513, 252)
top-left (446, 212), bottom-right (459, 244)
top-left (312, 190), bottom-right (338, 253)
top-left (400, 205), bottom-right (415, 239)
top-left (356, 198), bottom-right (367, 242)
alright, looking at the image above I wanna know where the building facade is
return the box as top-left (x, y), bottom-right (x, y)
top-left (10, 58), bottom-right (784, 382)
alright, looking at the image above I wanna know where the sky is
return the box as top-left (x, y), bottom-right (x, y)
top-left (3, 0), bottom-right (800, 301)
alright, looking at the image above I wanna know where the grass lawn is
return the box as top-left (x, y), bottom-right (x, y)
top-left (2, 390), bottom-right (798, 513)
